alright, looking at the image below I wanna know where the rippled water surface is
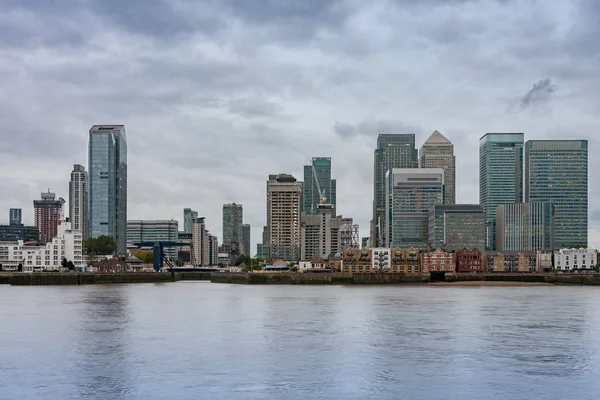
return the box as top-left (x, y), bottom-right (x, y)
top-left (2, 283), bottom-right (600, 399)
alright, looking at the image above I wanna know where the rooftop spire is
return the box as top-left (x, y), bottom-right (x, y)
top-left (424, 130), bottom-right (451, 144)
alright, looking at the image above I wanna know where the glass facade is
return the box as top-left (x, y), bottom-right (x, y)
top-left (302, 157), bottom-right (336, 216)
top-left (222, 203), bottom-right (243, 250)
top-left (242, 224), bottom-right (251, 257)
top-left (495, 202), bottom-right (554, 251)
top-left (88, 125), bottom-right (127, 254)
top-left (9, 209), bottom-right (22, 225)
top-left (373, 134), bottom-right (418, 247)
top-left (419, 131), bottom-right (456, 204)
top-left (183, 208), bottom-right (198, 234)
top-left (525, 140), bottom-right (588, 249)
top-left (479, 133), bottom-right (524, 250)
top-left (428, 204), bottom-right (485, 251)
top-left (386, 169), bottom-right (444, 249)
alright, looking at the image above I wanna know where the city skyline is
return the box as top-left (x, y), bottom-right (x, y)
top-left (2, 2), bottom-right (600, 254)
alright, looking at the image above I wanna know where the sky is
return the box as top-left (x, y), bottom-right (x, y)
top-left (1, 0), bottom-right (599, 253)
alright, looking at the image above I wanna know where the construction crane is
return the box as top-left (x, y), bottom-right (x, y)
top-left (312, 161), bottom-right (328, 211)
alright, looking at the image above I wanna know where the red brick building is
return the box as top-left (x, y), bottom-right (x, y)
top-left (33, 190), bottom-right (65, 244)
top-left (421, 248), bottom-right (455, 273)
top-left (456, 248), bottom-right (483, 273)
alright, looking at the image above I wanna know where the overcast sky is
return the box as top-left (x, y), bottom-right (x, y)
top-left (1, 0), bottom-right (598, 252)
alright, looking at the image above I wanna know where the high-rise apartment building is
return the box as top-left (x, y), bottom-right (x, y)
top-left (496, 202), bottom-right (555, 252)
top-left (372, 134), bottom-right (418, 247)
top-left (222, 203), bottom-right (243, 253)
top-left (267, 174), bottom-right (302, 261)
top-left (300, 204), bottom-right (343, 260)
top-left (183, 208), bottom-right (198, 234)
top-left (208, 234), bottom-right (218, 266)
top-left (428, 204), bottom-right (485, 251)
top-left (419, 130), bottom-right (456, 204)
top-left (303, 157), bottom-right (337, 215)
top-left (192, 217), bottom-right (209, 266)
top-left (525, 140), bottom-right (588, 249)
top-left (69, 164), bottom-right (89, 241)
top-left (34, 190), bottom-right (65, 244)
top-left (242, 224), bottom-right (251, 257)
top-left (127, 220), bottom-right (179, 259)
top-left (256, 226), bottom-right (270, 259)
top-left (9, 209), bottom-right (21, 225)
top-left (385, 168), bottom-right (444, 249)
top-left (89, 125), bottom-right (127, 254)
top-left (479, 133), bottom-right (524, 250)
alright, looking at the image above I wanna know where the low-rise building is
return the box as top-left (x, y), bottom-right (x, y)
top-left (390, 248), bottom-right (420, 274)
top-left (342, 247), bottom-right (421, 273)
top-left (537, 251), bottom-right (553, 272)
top-left (485, 251), bottom-right (538, 272)
top-left (456, 248), bottom-right (483, 273)
top-left (341, 248), bottom-right (373, 273)
top-left (554, 248), bottom-right (597, 273)
top-left (421, 248), bottom-right (456, 274)
top-left (127, 220), bottom-right (179, 259)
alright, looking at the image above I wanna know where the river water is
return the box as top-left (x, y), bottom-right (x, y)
top-left (1, 282), bottom-right (599, 400)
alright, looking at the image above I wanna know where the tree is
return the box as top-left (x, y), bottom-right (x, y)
top-left (235, 255), bottom-right (251, 266)
top-left (61, 258), bottom-right (68, 269)
top-left (84, 235), bottom-right (117, 255)
top-left (67, 261), bottom-right (75, 271)
top-left (17, 263), bottom-right (22, 272)
top-left (174, 258), bottom-right (184, 267)
top-left (133, 250), bottom-right (154, 264)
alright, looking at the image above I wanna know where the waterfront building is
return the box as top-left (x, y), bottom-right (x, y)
top-left (479, 133), bottom-right (524, 250)
top-left (177, 232), bottom-right (192, 262)
top-left (0, 220), bottom-right (83, 272)
top-left (456, 248), bottom-right (483, 273)
top-left (372, 134), bottom-right (418, 247)
top-left (69, 164), bottom-right (89, 240)
top-left (89, 125), bottom-right (127, 254)
top-left (192, 217), bottom-right (209, 267)
top-left (421, 248), bottom-right (456, 274)
top-left (341, 248), bottom-right (372, 273)
top-left (390, 248), bottom-right (421, 274)
top-left (255, 226), bottom-right (270, 259)
top-left (303, 157), bottom-right (337, 216)
top-left (34, 190), bottom-right (65, 244)
top-left (242, 224), bottom-right (251, 257)
top-left (419, 130), bottom-right (456, 204)
top-left (537, 251), bottom-right (553, 272)
top-left (267, 174), bottom-right (302, 261)
top-left (428, 204), bottom-right (485, 251)
top-left (217, 252), bottom-right (230, 266)
top-left (484, 251), bottom-right (537, 273)
top-left (300, 204), bottom-right (343, 261)
top-left (554, 248), bottom-right (597, 273)
top-left (222, 203), bottom-right (243, 254)
top-left (495, 202), bottom-right (554, 252)
top-left (208, 234), bottom-right (218, 266)
top-left (340, 218), bottom-right (359, 250)
top-left (183, 208), bottom-right (198, 234)
top-left (385, 168), bottom-right (444, 249)
top-left (127, 220), bottom-right (179, 259)
top-left (9, 209), bottom-right (21, 225)
top-left (341, 247), bottom-right (420, 273)
top-left (525, 140), bottom-right (588, 248)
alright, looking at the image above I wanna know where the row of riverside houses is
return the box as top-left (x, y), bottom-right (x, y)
top-left (340, 247), bottom-right (598, 274)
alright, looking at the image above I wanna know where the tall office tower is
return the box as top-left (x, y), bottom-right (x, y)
top-left (183, 208), bottom-right (198, 234)
top-left (496, 202), bottom-right (555, 252)
top-left (525, 140), bottom-right (588, 249)
top-left (69, 164), bottom-right (89, 240)
top-left (267, 174), bottom-right (302, 261)
top-left (89, 125), bottom-right (127, 254)
top-left (372, 134), bottom-right (418, 247)
top-left (242, 224), bottom-right (251, 257)
top-left (303, 157), bottom-right (337, 215)
top-left (385, 168), bottom-right (444, 249)
top-left (9, 209), bottom-right (22, 225)
top-left (192, 217), bottom-right (209, 266)
top-left (222, 203), bottom-right (243, 253)
top-left (33, 190), bottom-right (65, 244)
top-left (479, 133), bottom-right (524, 250)
top-left (127, 220), bottom-right (179, 259)
top-left (208, 234), bottom-right (218, 266)
top-left (300, 204), bottom-right (343, 261)
top-left (428, 204), bottom-right (485, 251)
top-left (256, 226), bottom-right (270, 259)
top-left (419, 130), bottom-right (456, 204)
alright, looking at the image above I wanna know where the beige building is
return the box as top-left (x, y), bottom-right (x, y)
top-left (300, 204), bottom-right (343, 261)
top-left (341, 247), bottom-right (421, 274)
top-left (419, 130), bottom-right (456, 204)
top-left (192, 217), bottom-right (209, 267)
top-left (267, 174), bottom-right (302, 261)
top-left (484, 251), bottom-right (538, 272)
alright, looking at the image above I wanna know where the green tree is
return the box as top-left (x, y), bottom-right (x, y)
top-left (174, 258), bottom-right (184, 267)
top-left (235, 255), bottom-right (251, 266)
top-left (84, 235), bottom-right (117, 255)
top-left (61, 258), bottom-right (68, 269)
top-left (67, 261), bottom-right (75, 271)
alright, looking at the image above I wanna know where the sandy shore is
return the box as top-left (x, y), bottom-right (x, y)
top-left (429, 281), bottom-right (551, 287)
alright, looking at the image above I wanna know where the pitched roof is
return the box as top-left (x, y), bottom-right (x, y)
top-left (424, 130), bottom-right (451, 144)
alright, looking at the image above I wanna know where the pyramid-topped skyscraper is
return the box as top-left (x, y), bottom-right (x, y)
top-left (419, 130), bottom-right (456, 204)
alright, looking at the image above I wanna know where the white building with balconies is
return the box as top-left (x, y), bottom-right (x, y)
top-left (554, 248), bottom-right (597, 273)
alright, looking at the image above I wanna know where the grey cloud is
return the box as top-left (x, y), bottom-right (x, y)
top-left (334, 120), bottom-right (421, 139)
top-left (227, 98), bottom-right (283, 118)
top-left (520, 78), bottom-right (557, 108)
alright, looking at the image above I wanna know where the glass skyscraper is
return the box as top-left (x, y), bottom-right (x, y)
top-left (222, 203), bottom-right (243, 251)
top-left (302, 157), bottom-right (336, 216)
top-left (495, 202), bottom-right (554, 252)
top-left (419, 131), bottom-right (456, 204)
top-left (479, 133), bottom-right (524, 250)
top-left (183, 208), bottom-right (198, 234)
top-left (428, 204), bottom-right (485, 251)
top-left (88, 125), bottom-right (127, 254)
top-left (525, 140), bottom-right (588, 249)
top-left (385, 168), bottom-right (444, 249)
top-left (373, 134), bottom-right (418, 247)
